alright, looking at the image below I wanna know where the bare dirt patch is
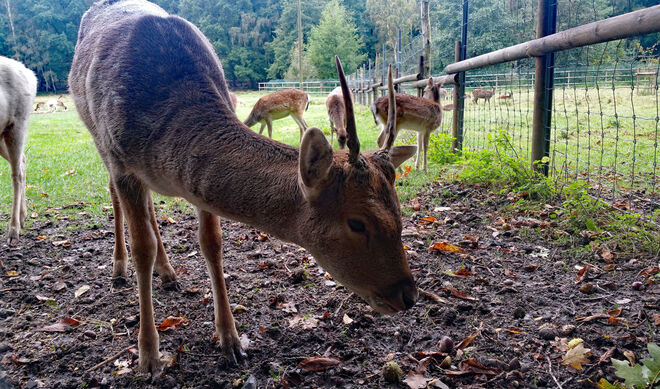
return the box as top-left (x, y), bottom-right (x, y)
top-left (1, 181), bottom-right (658, 388)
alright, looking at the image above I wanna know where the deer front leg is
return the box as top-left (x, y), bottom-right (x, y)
top-left (0, 131), bottom-right (27, 245)
top-left (415, 133), bottom-right (423, 170)
top-left (290, 113), bottom-right (307, 140)
top-left (329, 120), bottom-right (335, 146)
top-left (258, 122), bottom-right (265, 135)
top-left (114, 177), bottom-right (162, 375)
top-left (197, 208), bottom-right (245, 364)
top-left (147, 196), bottom-right (178, 290)
top-left (110, 182), bottom-right (129, 285)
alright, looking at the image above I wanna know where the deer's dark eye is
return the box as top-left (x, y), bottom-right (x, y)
top-left (347, 219), bottom-right (366, 233)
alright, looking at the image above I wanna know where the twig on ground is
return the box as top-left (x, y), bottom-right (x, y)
top-left (418, 288), bottom-right (449, 304)
top-left (334, 293), bottom-right (353, 316)
top-left (86, 344), bottom-right (136, 372)
top-left (546, 355), bottom-right (563, 389)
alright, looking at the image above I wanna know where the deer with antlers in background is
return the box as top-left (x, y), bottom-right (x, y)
top-left (243, 89), bottom-right (310, 140)
top-left (69, 0), bottom-right (417, 375)
top-left (371, 77), bottom-right (444, 171)
top-left (325, 86), bottom-right (354, 148)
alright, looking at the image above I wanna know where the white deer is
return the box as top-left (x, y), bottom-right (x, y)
top-left (0, 56), bottom-right (37, 245)
top-left (69, 0), bottom-right (417, 375)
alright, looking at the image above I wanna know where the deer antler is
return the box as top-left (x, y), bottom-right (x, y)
top-left (381, 64), bottom-right (396, 152)
top-left (335, 55), bottom-right (360, 165)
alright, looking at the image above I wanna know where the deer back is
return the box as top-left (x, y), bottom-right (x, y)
top-left (373, 94), bottom-right (443, 131)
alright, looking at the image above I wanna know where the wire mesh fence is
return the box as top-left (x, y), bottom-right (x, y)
top-left (351, 0), bottom-right (659, 224)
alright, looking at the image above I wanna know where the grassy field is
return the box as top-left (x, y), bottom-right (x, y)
top-left (0, 92), bottom-right (439, 234)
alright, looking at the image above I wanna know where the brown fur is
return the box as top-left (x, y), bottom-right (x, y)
top-left (244, 89), bottom-right (309, 140)
top-left (472, 87), bottom-right (496, 104)
top-left (371, 78), bottom-right (443, 171)
top-left (325, 86), bottom-right (353, 149)
top-left (498, 91), bottom-right (513, 102)
top-left (229, 91), bottom-right (238, 112)
top-left (69, 0), bottom-right (417, 375)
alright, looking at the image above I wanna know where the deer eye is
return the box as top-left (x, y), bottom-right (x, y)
top-left (347, 219), bottom-right (366, 233)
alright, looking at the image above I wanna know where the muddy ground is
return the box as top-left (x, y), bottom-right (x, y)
top-left (0, 180), bottom-right (658, 388)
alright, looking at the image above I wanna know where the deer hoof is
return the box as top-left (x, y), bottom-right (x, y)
top-left (7, 230), bottom-right (19, 246)
top-left (112, 276), bottom-right (130, 288)
top-left (161, 280), bottom-right (181, 292)
top-left (222, 337), bottom-right (247, 366)
top-left (135, 355), bottom-right (164, 378)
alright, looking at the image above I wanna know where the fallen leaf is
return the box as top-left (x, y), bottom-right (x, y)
top-left (36, 295), bottom-right (55, 302)
top-left (504, 269), bottom-right (519, 279)
top-left (598, 347), bottom-right (616, 365)
top-left (61, 168), bottom-right (76, 176)
top-left (288, 315), bottom-right (318, 330)
top-left (453, 268), bottom-right (475, 277)
top-left (37, 317), bottom-right (81, 332)
top-left (297, 356), bottom-right (340, 372)
top-left (31, 212), bottom-right (38, 218)
top-left (575, 265), bottom-right (590, 284)
top-left (162, 216), bottom-right (176, 224)
top-left (561, 343), bottom-right (590, 369)
top-left (36, 235), bottom-right (48, 241)
top-left (281, 301), bottom-right (298, 314)
top-left (441, 286), bottom-right (478, 301)
top-left (601, 249), bottom-right (614, 262)
top-left (342, 314), bottom-right (354, 325)
top-left (456, 331), bottom-right (480, 350)
top-left (5, 270), bottom-right (19, 277)
top-left (156, 315), bottom-right (189, 331)
top-left (52, 239), bottom-right (71, 247)
top-left (40, 192), bottom-right (48, 197)
top-left (420, 216), bottom-right (438, 224)
top-left (458, 358), bottom-right (501, 375)
top-left (429, 242), bottom-right (464, 254)
top-left (654, 313), bottom-right (660, 327)
top-left (403, 372), bottom-right (428, 389)
top-left (607, 308), bottom-right (622, 318)
top-left (74, 285), bottom-right (91, 298)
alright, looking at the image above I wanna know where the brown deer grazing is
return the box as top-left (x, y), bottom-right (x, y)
top-left (472, 87), bottom-right (496, 104)
top-left (325, 86), bottom-right (354, 148)
top-left (0, 56), bottom-right (36, 245)
top-left (244, 89), bottom-right (310, 139)
top-left (70, 0), bottom-right (417, 375)
top-left (371, 77), bottom-right (444, 171)
top-left (498, 91), bottom-right (513, 102)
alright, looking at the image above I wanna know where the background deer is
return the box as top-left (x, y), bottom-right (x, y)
top-left (69, 0), bottom-right (417, 375)
top-left (498, 91), bottom-right (513, 102)
top-left (244, 89), bottom-right (310, 140)
top-left (0, 56), bottom-right (37, 245)
top-left (472, 87), bottom-right (496, 104)
top-left (371, 77), bottom-right (444, 171)
top-left (325, 86), bottom-right (354, 148)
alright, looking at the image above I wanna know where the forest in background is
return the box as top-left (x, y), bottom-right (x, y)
top-left (0, 0), bottom-right (657, 92)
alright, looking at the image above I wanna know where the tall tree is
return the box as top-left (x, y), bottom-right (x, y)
top-left (365, 0), bottom-right (417, 50)
top-left (307, 0), bottom-right (366, 79)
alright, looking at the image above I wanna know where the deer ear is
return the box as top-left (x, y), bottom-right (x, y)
top-left (299, 127), bottom-right (333, 201)
top-left (389, 145), bottom-right (417, 169)
top-left (428, 77), bottom-right (433, 87)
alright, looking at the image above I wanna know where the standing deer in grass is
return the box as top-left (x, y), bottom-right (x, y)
top-left (472, 87), bottom-right (496, 104)
top-left (0, 56), bottom-right (37, 245)
top-left (325, 86), bottom-right (354, 148)
top-left (371, 77), bottom-right (444, 171)
top-left (244, 89), bottom-right (310, 140)
top-left (498, 91), bottom-right (513, 103)
top-left (70, 0), bottom-right (417, 375)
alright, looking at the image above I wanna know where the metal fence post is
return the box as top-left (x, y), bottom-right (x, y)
top-left (452, 0), bottom-right (468, 152)
top-left (531, 0), bottom-right (557, 175)
top-left (396, 28), bottom-right (402, 93)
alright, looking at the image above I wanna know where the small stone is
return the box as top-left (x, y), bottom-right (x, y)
top-left (538, 327), bottom-right (557, 340)
top-left (580, 282), bottom-right (596, 294)
top-left (83, 330), bottom-right (96, 339)
top-left (382, 361), bottom-right (403, 382)
top-left (631, 282), bottom-right (643, 291)
top-left (508, 358), bottom-right (521, 371)
top-left (290, 267), bottom-right (307, 284)
top-left (560, 325), bottom-right (575, 335)
top-left (81, 252), bottom-right (93, 259)
top-left (241, 375), bottom-right (257, 389)
top-left (512, 307), bottom-right (526, 319)
top-left (405, 250), bottom-right (418, 260)
top-left (502, 279), bottom-right (514, 286)
top-left (0, 342), bottom-right (12, 353)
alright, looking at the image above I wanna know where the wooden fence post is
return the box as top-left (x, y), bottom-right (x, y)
top-left (531, 0), bottom-right (557, 175)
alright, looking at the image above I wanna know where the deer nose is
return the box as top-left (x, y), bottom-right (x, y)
top-left (338, 135), bottom-right (347, 148)
top-left (387, 277), bottom-right (418, 311)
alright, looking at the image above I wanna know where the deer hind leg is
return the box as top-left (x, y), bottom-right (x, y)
top-left (422, 130), bottom-right (431, 171)
top-left (109, 181), bottom-right (129, 285)
top-left (113, 176), bottom-right (162, 375)
top-left (197, 209), bottom-right (246, 364)
top-left (290, 113), bottom-right (307, 140)
top-left (266, 119), bottom-right (273, 139)
top-left (415, 132), bottom-right (423, 170)
top-left (258, 122), bottom-right (265, 135)
top-left (148, 196), bottom-right (178, 290)
top-left (0, 124), bottom-right (27, 245)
